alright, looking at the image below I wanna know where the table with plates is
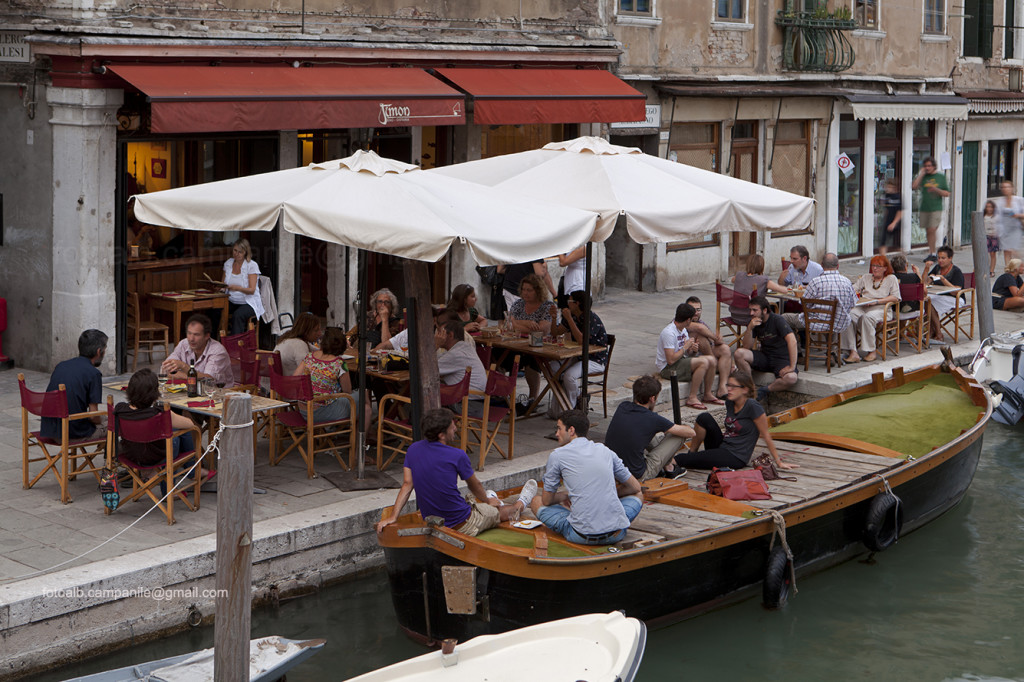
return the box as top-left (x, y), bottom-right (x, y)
top-left (474, 333), bottom-right (605, 418)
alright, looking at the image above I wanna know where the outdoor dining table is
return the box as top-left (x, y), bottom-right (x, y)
top-left (474, 333), bottom-right (605, 418)
top-left (149, 289), bottom-right (229, 339)
top-left (765, 288), bottom-right (805, 313)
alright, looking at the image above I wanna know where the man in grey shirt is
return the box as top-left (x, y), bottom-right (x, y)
top-left (520, 409), bottom-right (642, 545)
top-left (435, 318), bottom-right (487, 394)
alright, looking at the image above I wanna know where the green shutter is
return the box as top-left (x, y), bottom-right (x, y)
top-left (980, 0), bottom-right (993, 59)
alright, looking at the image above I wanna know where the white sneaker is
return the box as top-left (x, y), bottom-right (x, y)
top-left (517, 479), bottom-right (538, 507)
top-left (486, 489), bottom-right (503, 505)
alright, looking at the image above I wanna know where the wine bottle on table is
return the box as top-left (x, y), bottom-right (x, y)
top-left (186, 361), bottom-right (199, 397)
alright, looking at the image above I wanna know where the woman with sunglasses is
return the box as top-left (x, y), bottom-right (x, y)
top-left (666, 370), bottom-right (795, 474)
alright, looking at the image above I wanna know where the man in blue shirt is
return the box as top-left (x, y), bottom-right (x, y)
top-left (40, 329), bottom-right (107, 441)
top-left (778, 245), bottom-right (824, 287)
top-left (523, 409), bottom-right (642, 545)
top-left (376, 409), bottom-right (535, 536)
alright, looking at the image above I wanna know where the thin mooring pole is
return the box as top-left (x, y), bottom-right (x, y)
top-left (215, 392), bottom-right (254, 682)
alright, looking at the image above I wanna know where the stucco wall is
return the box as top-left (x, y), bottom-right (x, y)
top-left (0, 72), bottom-right (54, 371)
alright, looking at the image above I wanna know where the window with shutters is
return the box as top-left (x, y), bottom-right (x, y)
top-left (963, 0), bottom-right (993, 57)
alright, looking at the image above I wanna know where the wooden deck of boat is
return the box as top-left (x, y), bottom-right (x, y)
top-left (620, 439), bottom-right (900, 545)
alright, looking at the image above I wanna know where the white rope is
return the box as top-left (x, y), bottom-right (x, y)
top-left (768, 510), bottom-right (799, 595)
top-left (0, 423), bottom-right (230, 584)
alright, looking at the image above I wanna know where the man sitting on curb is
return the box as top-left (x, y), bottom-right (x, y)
top-left (735, 296), bottom-right (799, 404)
top-left (605, 375), bottom-right (696, 481)
top-left (376, 408), bottom-right (536, 536)
top-left (684, 295), bottom-right (733, 402)
top-left (655, 302), bottom-right (718, 410)
top-left (521, 409), bottom-right (642, 546)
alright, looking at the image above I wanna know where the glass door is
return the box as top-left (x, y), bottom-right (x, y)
top-left (838, 117), bottom-right (863, 257)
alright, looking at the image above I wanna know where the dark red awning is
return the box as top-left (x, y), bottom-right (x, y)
top-left (108, 65), bottom-right (465, 133)
top-left (433, 68), bottom-right (645, 125)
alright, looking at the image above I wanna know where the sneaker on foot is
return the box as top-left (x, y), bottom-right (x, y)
top-left (673, 469), bottom-right (688, 480)
top-left (518, 478), bottom-right (538, 507)
top-left (486, 490), bottom-right (503, 505)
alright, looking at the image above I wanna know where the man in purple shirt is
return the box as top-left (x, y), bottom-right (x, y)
top-left (376, 409), bottom-right (536, 536)
top-left (161, 313), bottom-right (233, 386)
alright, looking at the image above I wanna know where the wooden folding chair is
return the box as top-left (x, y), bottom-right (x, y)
top-left (376, 368), bottom-right (473, 471)
top-left (105, 396), bottom-right (202, 524)
top-left (897, 282), bottom-right (931, 353)
top-left (466, 356), bottom-right (519, 471)
top-left (268, 367), bottom-right (356, 478)
top-left (127, 292), bottom-right (169, 371)
top-left (937, 272), bottom-right (975, 343)
top-left (715, 282), bottom-right (749, 349)
top-left (873, 301), bottom-right (901, 360)
top-left (800, 298), bottom-right (841, 373)
top-left (586, 333), bottom-right (616, 417)
top-left (19, 373), bottom-right (106, 504)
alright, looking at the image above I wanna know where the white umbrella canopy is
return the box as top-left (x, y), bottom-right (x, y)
top-left (429, 136), bottom-right (815, 243)
top-left (131, 150), bottom-right (598, 265)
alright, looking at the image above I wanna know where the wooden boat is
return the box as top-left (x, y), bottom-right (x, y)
top-left (346, 612), bottom-right (645, 682)
top-left (378, 366), bottom-right (990, 643)
top-left (61, 636), bottom-right (325, 682)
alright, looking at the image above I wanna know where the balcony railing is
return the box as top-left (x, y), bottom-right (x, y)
top-left (776, 11), bottom-right (856, 72)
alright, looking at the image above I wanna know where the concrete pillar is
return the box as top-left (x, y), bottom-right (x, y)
top-left (452, 124), bottom-right (483, 163)
top-left (861, 119), bottom-right (876, 257)
top-left (48, 87), bottom-right (122, 372)
top-left (278, 131), bottom-right (299, 319)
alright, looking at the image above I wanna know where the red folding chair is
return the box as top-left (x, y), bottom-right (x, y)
top-left (268, 362), bottom-right (356, 478)
top-left (475, 343), bottom-right (492, 371)
top-left (376, 368), bottom-right (473, 471)
top-left (715, 282), bottom-right (749, 349)
top-left (19, 373), bottom-right (106, 504)
top-left (466, 356), bottom-right (520, 471)
top-left (105, 396), bottom-right (202, 524)
top-left (221, 328), bottom-right (258, 384)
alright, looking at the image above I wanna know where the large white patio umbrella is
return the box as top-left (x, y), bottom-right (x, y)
top-left (131, 150), bottom-right (599, 480)
top-left (132, 150), bottom-right (598, 265)
top-left (429, 135), bottom-right (814, 241)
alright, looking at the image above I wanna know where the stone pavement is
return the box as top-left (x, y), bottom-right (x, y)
top-left (0, 246), bottom-right (1015, 584)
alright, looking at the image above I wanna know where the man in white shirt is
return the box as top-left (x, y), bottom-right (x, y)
top-left (435, 319), bottom-right (487, 394)
top-left (654, 303), bottom-right (717, 411)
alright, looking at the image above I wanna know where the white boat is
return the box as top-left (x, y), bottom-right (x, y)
top-left (969, 329), bottom-right (1024, 424)
top-left (62, 636), bottom-right (325, 682)
top-left (346, 612), bottom-right (646, 682)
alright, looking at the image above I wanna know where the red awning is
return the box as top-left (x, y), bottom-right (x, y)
top-left (433, 68), bottom-right (645, 125)
top-left (107, 65), bottom-right (465, 133)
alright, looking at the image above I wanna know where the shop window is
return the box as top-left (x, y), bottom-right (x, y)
top-left (838, 116), bottom-right (863, 257)
top-left (717, 0), bottom-right (745, 21)
top-left (620, 0), bottom-right (654, 15)
top-left (910, 122), bottom-right (935, 247)
top-left (481, 124), bottom-right (568, 159)
top-left (963, 0), bottom-right (994, 57)
top-left (854, 0), bottom-right (878, 29)
top-left (924, 0), bottom-right (945, 33)
top-left (771, 121), bottom-right (812, 235)
top-left (668, 123), bottom-right (721, 251)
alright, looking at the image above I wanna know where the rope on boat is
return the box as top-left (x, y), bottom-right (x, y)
top-left (767, 510), bottom-right (798, 595)
top-left (875, 474), bottom-right (902, 520)
top-left (0, 423), bottom-right (230, 583)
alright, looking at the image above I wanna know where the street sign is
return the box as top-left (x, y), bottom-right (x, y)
top-left (836, 152), bottom-right (855, 178)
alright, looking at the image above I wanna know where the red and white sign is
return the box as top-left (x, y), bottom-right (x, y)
top-left (836, 152), bottom-right (855, 177)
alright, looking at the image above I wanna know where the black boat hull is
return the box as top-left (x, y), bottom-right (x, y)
top-left (382, 424), bottom-right (984, 643)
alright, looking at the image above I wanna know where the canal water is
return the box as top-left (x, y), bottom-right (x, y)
top-left (42, 422), bottom-right (1024, 681)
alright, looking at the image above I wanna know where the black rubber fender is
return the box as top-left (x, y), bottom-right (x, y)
top-left (863, 491), bottom-right (903, 552)
top-left (762, 545), bottom-right (793, 609)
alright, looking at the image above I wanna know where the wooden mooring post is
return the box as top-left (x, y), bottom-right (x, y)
top-left (215, 392), bottom-right (254, 681)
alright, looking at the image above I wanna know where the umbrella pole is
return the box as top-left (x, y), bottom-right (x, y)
top-left (579, 242), bottom-right (592, 414)
top-left (356, 248), bottom-right (368, 480)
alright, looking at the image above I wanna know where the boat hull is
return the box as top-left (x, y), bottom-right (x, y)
top-left (382, 374), bottom-right (987, 643)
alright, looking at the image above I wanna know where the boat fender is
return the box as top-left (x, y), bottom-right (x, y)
top-left (762, 545), bottom-right (793, 609)
top-left (863, 491), bottom-right (903, 552)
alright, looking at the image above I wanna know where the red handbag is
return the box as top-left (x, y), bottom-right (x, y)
top-left (706, 467), bottom-right (772, 500)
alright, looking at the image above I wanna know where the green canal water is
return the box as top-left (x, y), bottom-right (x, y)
top-left (42, 422), bottom-right (1024, 681)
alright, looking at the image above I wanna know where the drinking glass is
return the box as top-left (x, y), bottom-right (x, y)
top-left (204, 378), bottom-right (216, 402)
top-left (157, 373), bottom-right (168, 390)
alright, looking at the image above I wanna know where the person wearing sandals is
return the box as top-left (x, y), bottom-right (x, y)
top-left (376, 409), bottom-right (534, 536)
top-left (842, 255), bottom-right (901, 364)
top-left (655, 302), bottom-right (718, 410)
top-left (114, 368), bottom-right (212, 482)
top-left (605, 375), bottom-right (696, 481)
top-left (664, 371), bottom-right (795, 474)
top-left (294, 327), bottom-right (373, 426)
